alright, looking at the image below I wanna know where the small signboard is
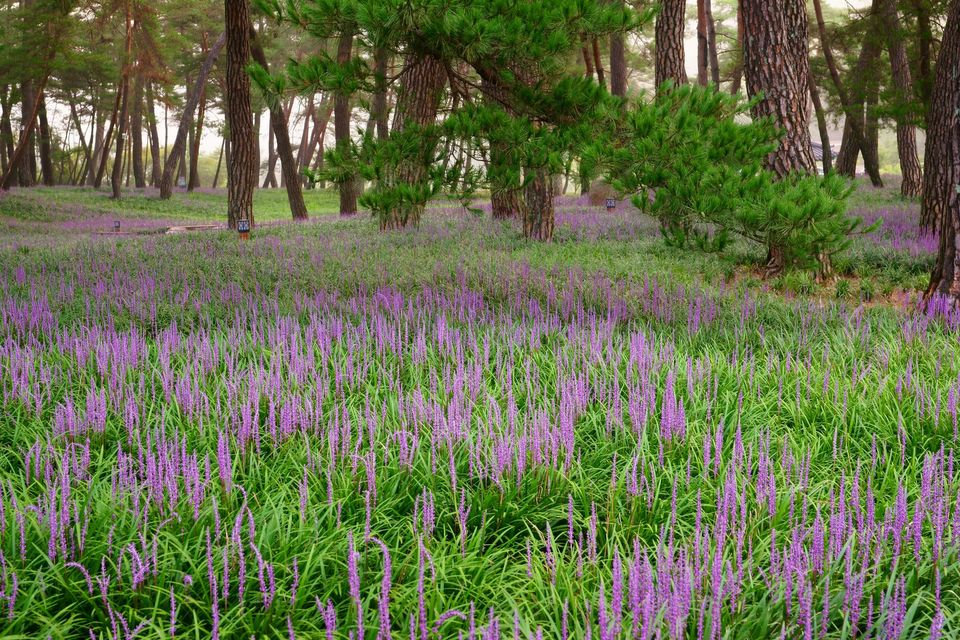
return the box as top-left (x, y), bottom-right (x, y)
top-left (237, 219), bottom-right (251, 240)
top-left (605, 198), bottom-right (617, 211)
top-left (113, 221), bottom-right (120, 232)
top-left (177, 176), bottom-right (187, 189)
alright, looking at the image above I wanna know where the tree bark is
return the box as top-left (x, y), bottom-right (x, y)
top-left (188, 83), bottom-right (206, 191)
top-left (704, 0), bottom-right (721, 87)
top-left (18, 79), bottom-right (36, 186)
top-left (609, 31), bottom-right (627, 97)
top-left (335, 29), bottom-right (358, 215)
top-left (159, 32), bottom-right (225, 199)
top-left (877, 0), bottom-right (923, 197)
top-left (263, 117), bottom-right (276, 188)
top-left (224, 0), bottom-right (257, 228)
top-left (523, 168), bottom-right (554, 241)
top-left (131, 73), bottom-right (146, 188)
top-left (87, 103), bottom-right (105, 186)
top-left (926, 0), bottom-right (960, 296)
top-left (371, 49), bottom-right (391, 140)
top-left (809, 74), bottom-right (833, 174)
top-left (1, 73), bottom-right (49, 190)
top-left (110, 7), bottom-right (134, 200)
top-left (729, 4), bottom-right (744, 94)
top-left (146, 82), bottom-right (162, 187)
top-left (383, 54), bottom-right (447, 229)
top-left (811, 0), bottom-right (884, 186)
top-left (250, 25), bottom-right (308, 220)
top-left (741, 0), bottom-right (817, 178)
top-left (93, 83), bottom-right (123, 189)
top-left (37, 92), bottom-right (54, 186)
top-left (591, 38), bottom-right (605, 90)
top-left (697, 0), bottom-right (710, 86)
top-left (910, 0), bottom-right (934, 104)
top-left (67, 98), bottom-right (92, 183)
top-left (0, 88), bottom-right (14, 173)
top-left (655, 0), bottom-right (688, 92)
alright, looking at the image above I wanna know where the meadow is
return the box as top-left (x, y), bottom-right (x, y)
top-left (0, 185), bottom-right (957, 639)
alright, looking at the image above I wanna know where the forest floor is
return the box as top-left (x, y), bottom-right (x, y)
top-left (0, 180), bottom-right (935, 304)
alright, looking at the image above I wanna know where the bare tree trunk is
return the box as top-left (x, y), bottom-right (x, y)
top-left (609, 31), bottom-right (627, 97)
top-left (87, 104), bottom-right (104, 186)
top-left (877, 0), bottom-right (923, 197)
top-left (110, 5), bottom-right (134, 200)
top-left (250, 24), bottom-right (308, 219)
top-left (705, 0), bottom-right (721, 86)
top-left (224, 0), bottom-right (257, 228)
top-left (911, 0), bottom-right (934, 104)
top-left (582, 40), bottom-right (595, 80)
top-left (811, 0), bottom-right (884, 186)
top-left (67, 98), bottom-right (92, 181)
top-left (159, 32), bottom-right (225, 199)
top-left (18, 80), bottom-right (36, 186)
top-left (0, 88), bottom-right (14, 173)
top-left (371, 49), bottom-right (391, 140)
top-left (212, 136), bottom-right (224, 188)
top-left (697, 0), bottom-right (710, 86)
top-left (655, 0), bottom-right (688, 92)
top-left (146, 82), bottom-right (162, 187)
top-left (523, 168), bottom-right (554, 241)
top-left (729, 4), bottom-right (744, 94)
top-left (741, 0), bottom-right (817, 178)
top-left (1, 73), bottom-right (50, 190)
top-left (188, 83), bottom-right (206, 191)
top-left (591, 38), bottom-right (605, 90)
top-left (37, 92), bottom-right (54, 186)
top-left (382, 54), bottom-right (446, 229)
top-left (809, 74), bottom-right (833, 174)
top-left (335, 29), bottom-right (358, 215)
top-left (131, 73), bottom-right (146, 188)
top-left (93, 83), bottom-right (123, 189)
top-left (925, 0), bottom-right (960, 296)
top-left (263, 116), bottom-right (276, 188)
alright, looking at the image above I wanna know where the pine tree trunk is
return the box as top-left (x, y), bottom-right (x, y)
top-left (697, 0), bottom-right (710, 86)
top-left (911, 0), bottom-right (933, 104)
top-left (189, 85), bottom-right (206, 191)
top-left (371, 49), bottom-right (391, 140)
top-left (705, 0), bottom-right (721, 86)
top-left (213, 137), bottom-right (225, 189)
top-left (37, 93), bottom-right (54, 186)
top-left (18, 79), bottom-right (36, 186)
top-left (131, 73), bottom-right (146, 188)
top-left (809, 74), bottom-right (833, 174)
top-left (67, 98), bottom-right (92, 183)
top-left (1, 73), bottom-right (49, 190)
top-left (812, 0), bottom-right (884, 186)
top-left (0, 88), bottom-right (14, 173)
top-left (250, 25), bottom-right (308, 220)
top-left (591, 38), bottom-right (605, 90)
top-left (94, 82), bottom-right (123, 189)
top-left (741, 0), bottom-right (817, 178)
top-left (110, 71), bottom-right (131, 200)
top-left (729, 4), bottom-right (744, 95)
top-left (263, 118), bottom-right (276, 188)
top-left (609, 31), bottom-right (627, 97)
top-left (336, 30), bottom-right (358, 215)
top-left (834, 116), bottom-right (858, 176)
top-left (523, 168), bottom-right (554, 241)
top-left (87, 106), bottom-right (104, 186)
top-left (925, 0), bottom-right (960, 296)
top-left (877, 0), bottom-right (922, 197)
top-left (146, 83), bottom-right (162, 187)
top-left (383, 54), bottom-right (446, 229)
top-left (655, 0), bottom-right (687, 92)
top-left (224, 0), bottom-right (257, 228)
top-left (159, 33), bottom-right (225, 199)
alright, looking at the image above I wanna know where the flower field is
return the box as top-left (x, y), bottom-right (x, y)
top-left (0, 192), bottom-right (958, 639)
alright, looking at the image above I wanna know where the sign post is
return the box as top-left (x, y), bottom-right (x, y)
top-left (237, 219), bottom-right (251, 241)
top-left (605, 198), bottom-right (617, 212)
top-left (114, 221), bottom-right (121, 232)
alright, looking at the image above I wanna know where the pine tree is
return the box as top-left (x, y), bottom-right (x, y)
top-left (224, 0), bottom-right (256, 228)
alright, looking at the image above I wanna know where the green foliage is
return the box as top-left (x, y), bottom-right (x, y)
top-left (595, 84), bottom-right (867, 273)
